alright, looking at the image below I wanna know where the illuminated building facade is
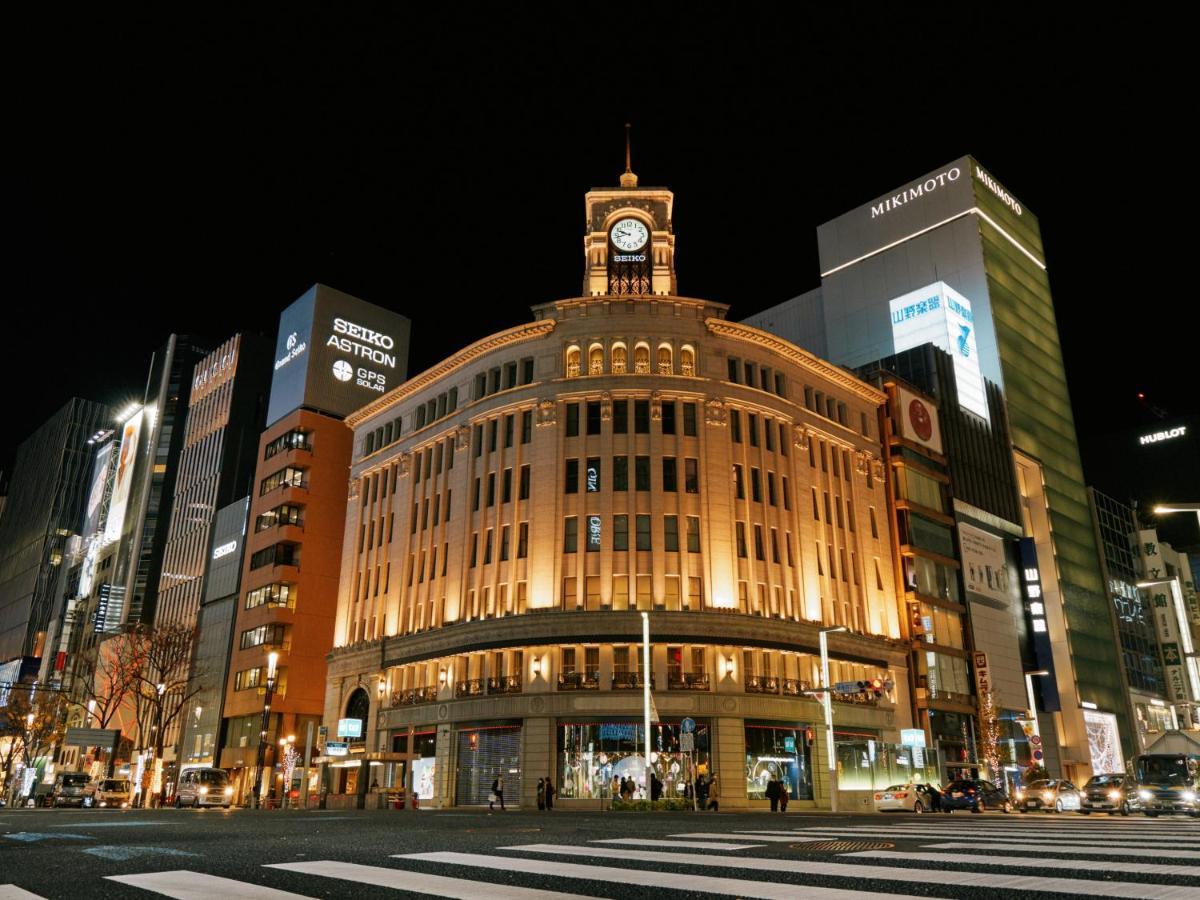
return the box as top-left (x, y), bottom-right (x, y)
top-left (746, 157), bottom-right (1123, 780)
top-left (324, 167), bottom-right (913, 810)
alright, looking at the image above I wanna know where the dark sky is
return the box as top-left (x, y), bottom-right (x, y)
top-left (6, 9), bottom-right (1196, 540)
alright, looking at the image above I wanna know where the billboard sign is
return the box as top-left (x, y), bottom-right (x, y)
top-left (266, 285), bottom-right (412, 427)
top-left (337, 718), bottom-right (363, 739)
top-left (894, 386), bottom-right (942, 454)
top-left (83, 443), bottom-right (113, 539)
top-left (890, 282), bottom-right (988, 420)
top-left (104, 410), bottom-right (143, 543)
top-left (959, 524), bottom-right (1010, 604)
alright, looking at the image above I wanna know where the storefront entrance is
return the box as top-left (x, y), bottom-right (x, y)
top-left (455, 725), bottom-right (521, 806)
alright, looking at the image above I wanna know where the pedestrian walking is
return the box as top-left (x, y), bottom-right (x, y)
top-left (766, 776), bottom-right (781, 812)
top-left (707, 775), bottom-right (719, 811)
top-left (536, 778), bottom-right (545, 810)
top-left (780, 780), bottom-right (790, 813)
top-left (650, 773), bottom-right (663, 802)
top-left (544, 777), bottom-right (555, 810)
top-left (695, 774), bottom-right (709, 810)
top-left (490, 774), bottom-right (505, 811)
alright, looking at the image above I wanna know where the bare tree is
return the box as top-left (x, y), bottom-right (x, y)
top-left (129, 624), bottom-right (203, 806)
top-left (2, 686), bottom-right (68, 805)
top-left (71, 630), bottom-right (148, 730)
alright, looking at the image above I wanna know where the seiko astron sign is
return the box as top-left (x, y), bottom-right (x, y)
top-left (266, 284), bottom-right (412, 427)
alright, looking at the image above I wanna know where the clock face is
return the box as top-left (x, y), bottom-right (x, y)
top-left (610, 218), bottom-right (649, 252)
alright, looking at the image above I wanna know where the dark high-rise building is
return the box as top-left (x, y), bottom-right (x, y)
top-left (745, 157), bottom-right (1125, 779)
top-left (0, 398), bottom-right (111, 662)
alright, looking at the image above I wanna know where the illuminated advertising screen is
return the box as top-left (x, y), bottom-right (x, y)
top-left (889, 281), bottom-right (988, 420)
top-left (83, 443), bottom-right (113, 539)
top-left (266, 284), bottom-right (412, 426)
top-left (104, 411), bottom-right (143, 543)
top-left (959, 523), bottom-right (1010, 605)
top-left (894, 386), bottom-right (942, 454)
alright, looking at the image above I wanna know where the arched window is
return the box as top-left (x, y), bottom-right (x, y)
top-left (680, 345), bottom-right (696, 377)
top-left (588, 343), bottom-right (605, 376)
top-left (344, 687), bottom-right (370, 734)
top-left (611, 343), bottom-right (628, 374)
top-left (657, 343), bottom-right (673, 375)
top-left (566, 346), bottom-right (581, 378)
top-left (634, 343), bottom-right (651, 374)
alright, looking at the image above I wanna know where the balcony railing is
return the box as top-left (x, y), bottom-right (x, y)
top-left (745, 675), bottom-right (781, 694)
top-left (557, 672), bottom-right (600, 691)
top-left (668, 672), bottom-right (710, 691)
top-left (782, 679), bottom-right (810, 696)
top-left (487, 675), bottom-right (523, 695)
top-left (455, 679), bottom-right (485, 699)
top-left (611, 672), bottom-right (653, 690)
top-left (391, 686), bottom-right (440, 707)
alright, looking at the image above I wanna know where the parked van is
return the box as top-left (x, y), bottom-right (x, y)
top-left (51, 771), bottom-right (92, 807)
top-left (175, 768), bottom-right (233, 808)
top-left (84, 778), bottom-right (132, 808)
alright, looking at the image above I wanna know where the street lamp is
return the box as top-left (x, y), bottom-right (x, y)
top-left (1153, 503), bottom-right (1200, 530)
top-left (820, 626), bottom-right (848, 813)
top-left (1023, 670), bottom-right (1050, 754)
top-left (251, 651), bottom-right (280, 809)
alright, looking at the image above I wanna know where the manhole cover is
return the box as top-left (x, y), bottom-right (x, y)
top-left (791, 840), bottom-right (894, 852)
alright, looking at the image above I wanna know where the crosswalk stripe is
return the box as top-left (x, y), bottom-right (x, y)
top-left (496, 843), bottom-right (1196, 898)
top-left (396, 851), bottom-right (925, 900)
top-left (840, 849), bottom-right (1200, 878)
top-left (667, 832), bottom-right (805, 842)
top-left (591, 838), bottom-right (763, 850)
top-left (924, 841), bottom-right (1200, 860)
top-left (0, 887), bottom-right (46, 900)
top-left (106, 871), bottom-right (314, 899)
top-left (266, 860), bottom-right (594, 899)
top-left (773, 827), bottom-right (1200, 847)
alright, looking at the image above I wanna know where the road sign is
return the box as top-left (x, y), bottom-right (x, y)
top-left (1033, 748), bottom-right (1044, 762)
top-left (1030, 734), bottom-right (1042, 746)
top-left (680, 717), bottom-right (695, 734)
top-left (325, 741), bottom-right (349, 757)
top-left (64, 728), bottom-right (120, 748)
top-left (337, 718), bottom-right (363, 738)
top-left (900, 728), bottom-right (926, 748)
top-left (680, 732), bottom-right (694, 752)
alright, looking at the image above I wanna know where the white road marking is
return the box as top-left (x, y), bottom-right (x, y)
top-left (496, 843), bottom-right (1197, 899)
top-left (396, 851), bottom-right (924, 900)
top-left (106, 870), bottom-right (314, 899)
top-left (51, 821), bottom-right (158, 828)
top-left (591, 838), bottom-right (763, 850)
top-left (268, 860), bottom-right (598, 899)
top-left (924, 840), bottom-right (1200, 859)
top-left (0, 887), bottom-right (46, 900)
top-left (667, 831), bottom-right (805, 842)
top-left (841, 848), bottom-right (1200, 878)
top-left (83, 846), bottom-right (199, 861)
top-left (773, 827), bottom-right (1200, 847)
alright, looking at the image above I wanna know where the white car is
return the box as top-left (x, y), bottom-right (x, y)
top-left (84, 778), bottom-right (132, 809)
top-left (873, 783), bottom-right (930, 813)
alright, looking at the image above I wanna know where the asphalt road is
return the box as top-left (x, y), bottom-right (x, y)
top-left (2, 805), bottom-right (1199, 898)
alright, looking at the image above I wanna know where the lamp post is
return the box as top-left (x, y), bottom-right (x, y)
top-left (820, 626), bottom-right (848, 813)
top-left (1153, 503), bottom-right (1200, 531)
top-left (251, 651), bottom-right (279, 809)
top-left (143, 682), bottom-right (165, 808)
top-left (641, 612), bottom-right (652, 798)
top-left (1023, 669), bottom-right (1049, 763)
top-left (21, 712), bottom-right (34, 807)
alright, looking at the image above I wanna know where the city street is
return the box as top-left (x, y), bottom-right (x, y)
top-left (2, 807), bottom-right (1199, 898)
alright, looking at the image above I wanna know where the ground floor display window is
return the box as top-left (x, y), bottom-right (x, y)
top-left (390, 729), bottom-right (437, 799)
top-left (559, 721), bottom-right (710, 800)
top-left (745, 723), bottom-right (813, 800)
top-left (456, 725), bottom-right (521, 806)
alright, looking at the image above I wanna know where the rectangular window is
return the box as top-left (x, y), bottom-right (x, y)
top-left (870, 506), bottom-right (879, 539)
top-left (474, 423), bottom-right (483, 458)
top-left (522, 357), bottom-right (535, 384)
top-left (736, 522), bottom-right (747, 558)
top-left (686, 516), bottom-right (700, 553)
top-left (484, 529), bottom-right (493, 564)
top-left (744, 361), bottom-right (755, 387)
top-left (613, 514), bottom-right (629, 551)
top-left (614, 456), bottom-right (628, 491)
top-left (782, 476), bottom-right (791, 510)
top-left (664, 515), bottom-right (679, 552)
top-left (502, 468), bottom-right (512, 504)
top-left (754, 525), bottom-right (765, 560)
top-left (566, 403), bottom-right (579, 437)
top-left (728, 357), bottom-right (739, 382)
top-left (734, 464), bottom-right (745, 500)
top-left (751, 468), bottom-right (762, 502)
top-left (586, 515), bottom-right (601, 552)
top-left (635, 456), bottom-right (650, 491)
top-left (634, 400), bottom-right (650, 433)
top-left (730, 410), bottom-right (742, 443)
top-left (504, 414), bottom-right (514, 448)
top-left (488, 419), bottom-right (497, 453)
top-left (500, 526), bottom-right (510, 561)
top-left (517, 522), bottom-right (529, 558)
top-left (504, 361), bottom-right (517, 389)
top-left (748, 413), bottom-right (759, 447)
top-left (835, 496), bottom-right (844, 529)
top-left (564, 517), bottom-right (578, 553)
top-left (764, 418), bottom-right (774, 452)
top-left (586, 457), bottom-right (601, 492)
top-left (661, 402), bottom-right (676, 435)
top-left (808, 440), bottom-right (815, 468)
top-left (587, 401), bottom-right (602, 435)
top-left (786, 532), bottom-right (794, 566)
top-left (847, 501), bottom-right (856, 532)
top-left (662, 457), bottom-right (677, 492)
top-left (767, 473), bottom-right (777, 506)
top-left (771, 528), bottom-right (780, 563)
top-left (831, 445), bottom-right (840, 478)
top-left (565, 458), bottom-right (579, 493)
top-left (636, 514), bottom-right (651, 551)
top-left (775, 372), bottom-right (785, 396)
top-left (470, 534), bottom-right (478, 567)
top-left (683, 403), bottom-right (698, 436)
top-left (472, 477), bottom-right (481, 511)
top-left (487, 472), bottom-right (496, 506)
top-left (613, 400), bottom-right (628, 434)
top-left (685, 458), bottom-right (699, 493)
top-left (522, 410), bottom-right (532, 443)
top-left (520, 465), bottom-right (531, 500)
top-left (779, 423), bottom-right (788, 456)
top-left (824, 492), bottom-right (832, 523)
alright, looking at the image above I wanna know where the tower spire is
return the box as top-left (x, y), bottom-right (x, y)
top-left (620, 122), bottom-right (638, 188)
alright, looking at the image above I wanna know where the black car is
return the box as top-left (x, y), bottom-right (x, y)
top-left (1079, 773), bottom-right (1136, 815)
top-left (940, 779), bottom-right (1013, 813)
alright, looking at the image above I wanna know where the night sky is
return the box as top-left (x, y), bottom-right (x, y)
top-left (6, 9), bottom-right (1196, 543)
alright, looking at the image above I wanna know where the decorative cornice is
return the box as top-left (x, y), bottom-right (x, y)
top-left (346, 319), bottom-right (557, 427)
top-left (704, 319), bottom-right (886, 404)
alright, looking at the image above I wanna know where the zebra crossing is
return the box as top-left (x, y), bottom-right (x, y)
top-left (3, 817), bottom-right (1200, 898)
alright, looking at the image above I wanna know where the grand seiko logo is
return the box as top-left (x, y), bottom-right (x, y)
top-left (275, 334), bottom-right (308, 371)
top-left (871, 167), bottom-right (960, 219)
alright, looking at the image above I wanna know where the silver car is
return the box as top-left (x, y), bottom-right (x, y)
top-left (175, 768), bottom-right (233, 808)
top-left (1017, 778), bottom-right (1081, 813)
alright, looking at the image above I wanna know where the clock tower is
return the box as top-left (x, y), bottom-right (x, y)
top-left (582, 128), bottom-right (677, 297)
